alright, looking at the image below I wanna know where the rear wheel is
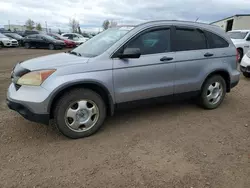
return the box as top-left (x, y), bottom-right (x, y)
top-left (198, 75), bottom-right (226, 109)
top-left (49, 44), bottom-right (55, 50)
top-left (54, 88), bottom-right (107, 139)
top-left (243, 72), bottom-right (250, 78)
top-left (24, 42), bottom-right (30, 49)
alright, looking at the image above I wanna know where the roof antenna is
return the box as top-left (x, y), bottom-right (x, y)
top-left (195, 17), bottom-right (199, 22)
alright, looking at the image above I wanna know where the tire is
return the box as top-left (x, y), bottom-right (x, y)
top-left (237, 48), bottom-right (243, 62)
top-left (198, 75), bottom-right (226, 109)
top-left (24, 42), bottom-right (30, 49)
top-left (243, 72), bottom-right (250, 78)
top-left (49, 44), bottom-right (55, 50)
top-left (54, 88), bottom-right (107, 139)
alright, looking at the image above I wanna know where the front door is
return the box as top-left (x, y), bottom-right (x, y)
top-left (113, 27), bottom-right (175, 103)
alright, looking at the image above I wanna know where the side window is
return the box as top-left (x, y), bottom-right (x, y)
top-left (205, 31), bottom-right (229, 48)
top-left (36, 35), bottom-right (42, 39)
top-left (174, 28), bottom-right (207, 51)
top-left (125, 29), bottom-right (171, 55)
top-left (68, 34), bottom-right (74, 40)
top-left (27, 35), bottom-right (36, 39)
top-left (63, 34), bottom-right (69, 37)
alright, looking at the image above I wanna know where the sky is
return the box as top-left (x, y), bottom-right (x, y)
top-left (1, 0), bottom-right (250, 32)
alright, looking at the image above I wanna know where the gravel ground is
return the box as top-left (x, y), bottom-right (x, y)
top-left (0, 48), bottom-right (249, 188)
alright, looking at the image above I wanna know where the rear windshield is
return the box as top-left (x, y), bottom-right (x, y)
top-left (227, 31), bottom-right (248, 39)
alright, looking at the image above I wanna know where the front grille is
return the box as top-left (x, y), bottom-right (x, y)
top-left (12, 41), bottom-right (17, 44)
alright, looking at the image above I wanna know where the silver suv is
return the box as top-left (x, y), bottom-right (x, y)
top-left (7, 21), bottom-right (240, 139)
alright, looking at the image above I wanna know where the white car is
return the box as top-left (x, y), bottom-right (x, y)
top-left (0, 33), bottom-right (19, 47)
top-left (227, 30), bottom-right (250, 61)
top-left (240, 51), bottom-right (250, 78)
top-left (61, 33), bottom-right (88, 46)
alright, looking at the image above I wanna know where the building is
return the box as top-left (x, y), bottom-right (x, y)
top-left (4, 24), bottom-right (26, 31)
top-left (211, 14), bottom-right (250, 32)
top-left (4, 24), bottom-right (48, 32)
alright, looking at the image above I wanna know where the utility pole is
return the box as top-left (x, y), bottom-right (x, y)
top-left (45, 21), bottom-right (48, 33)
top-left (8, 20), bottom-right (10, 30)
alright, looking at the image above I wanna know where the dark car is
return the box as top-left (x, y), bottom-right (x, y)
top-left (21, 30), bottom-right (40, 37)
top-left (48, 33), bottom-right (76, 48)
top-left (4, 33), bottom-right (24, 46)
top-left (23, 34), bottom-right (65, 50)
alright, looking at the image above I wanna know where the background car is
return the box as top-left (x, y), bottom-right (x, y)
top-left (48, 33), bottom-right (76, 48)
top-left (23, 34), bottom-right (65, 50)
top-left (20, 30), bottom-right (41, 37)
top-left (227, 30), bottom-right (250, 61)
top-left (61, 33), bottom-right (88, 46)
top-left (0, 33), bottom-right (19, 47)
top-left (4, 32), bottom-right (24, 46)
top-left (240, 51), bottom-right (250, 78)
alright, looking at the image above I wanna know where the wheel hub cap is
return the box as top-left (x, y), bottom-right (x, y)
top-left (64, 100), bottom-right (99, 132)
top-left (206, 82), bottom-right (223, 105)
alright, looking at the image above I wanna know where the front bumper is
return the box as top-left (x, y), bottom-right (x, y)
top-left (7, 99), bottom-right (49, 124)
top-left (7, 83), bottom-right (51, 124)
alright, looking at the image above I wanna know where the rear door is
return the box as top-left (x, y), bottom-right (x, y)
top-left (113, 26), bottom-right (175, 103)
top-left (172, 26), bottom-right (211, 94)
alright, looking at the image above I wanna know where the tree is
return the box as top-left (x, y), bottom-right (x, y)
top-left (69, 18), bottom-right (79, 33)
top-left (25, 19), bottom-right (35, 30)
top-left (78, 25), bottom-right (82, 34)
top-left (58, 29), bottom-right (62, 35)
top-left (36, 23), bottom-right (42, 31)
top-left (102, 20), bottom-right (110, 30)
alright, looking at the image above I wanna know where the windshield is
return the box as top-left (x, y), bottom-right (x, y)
top-left (50, 33), bottom-right (62, 40)
top-left (227, 31), bottom-right (248, 39)
top-left (72, 28), bottom-right (132, 57)
top-left (0, 33), bottom-right (8, 38)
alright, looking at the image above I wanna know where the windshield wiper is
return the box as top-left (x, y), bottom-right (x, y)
top-left (67, 51), bottom-right (81, 56)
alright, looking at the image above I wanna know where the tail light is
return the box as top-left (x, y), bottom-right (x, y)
top-left (236, 49), bottom-right (240, 64)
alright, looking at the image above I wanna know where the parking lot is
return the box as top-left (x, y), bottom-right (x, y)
top-left (0, 48), bottom-right (249, 187)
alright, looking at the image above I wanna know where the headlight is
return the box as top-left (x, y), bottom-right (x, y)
top-left (17, 69), bottom-right (56, 86)
top-left (247, 51), bottom-right (250, 58)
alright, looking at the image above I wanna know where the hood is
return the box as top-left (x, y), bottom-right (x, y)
top-left (231, 39), bottom-right (245, 44)
top-left (20, 52), bottom-right (89, 70)
top-left (9, 38), bottom-right (18, 42)
top-left (0, 37), bottom-right (11, 41)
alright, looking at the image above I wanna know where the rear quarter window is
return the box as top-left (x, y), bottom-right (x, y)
top-left (205, 31), bottom-right (229, 49)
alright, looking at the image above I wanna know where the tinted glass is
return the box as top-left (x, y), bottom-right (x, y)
top-left (125, 29), bottom-right (170, 55)
top-left (27, 35), bottom-right (36, 39)
top-left (227, 31), bottom-right (248, 39)
top-left (205, 31), bottom-right (229, 48)
top-left (174, 28), bottom-right (206, 51)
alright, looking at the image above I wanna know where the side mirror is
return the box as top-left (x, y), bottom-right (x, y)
top-left (118, 48), bottom-right (141, 59)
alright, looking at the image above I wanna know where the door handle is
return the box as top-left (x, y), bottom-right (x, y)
top-left (160, 56), bottom-right (173, 61)
top-left (204, 52), bottom-right (214, 57)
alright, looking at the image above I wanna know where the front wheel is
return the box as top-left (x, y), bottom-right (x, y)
top-left (24, 42), bottom-right (30, 49)
top-left (198, 75), bottom-right (226, 109)
top-left (54, 89), bottom-right (107, 139)
top-left (243, 72), bottom-right (250, 78)
top-left (49, 44), bottom-right (55, 50)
